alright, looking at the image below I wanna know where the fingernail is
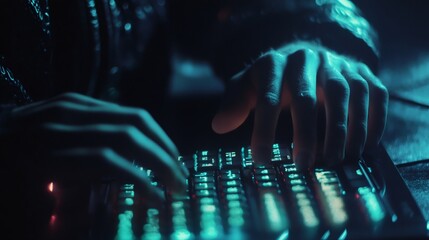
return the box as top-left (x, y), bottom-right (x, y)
top-left (294, 151), bottom-right (314, 171)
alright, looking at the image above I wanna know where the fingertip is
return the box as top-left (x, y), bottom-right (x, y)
top-left (147, 188), bottom-right (166, 208)
top-left (170, 174), bottom-right (188, 194)
top-left (294, 151), bottom-right (315, 171)
top-left (211, 112), bottom-right (246, 134)
top-left (211, 113), bottom-right (226, 134)
top-left (364, 138), bottom-right (381, 156)
top-left (251, 143), bottom-right (273, 165)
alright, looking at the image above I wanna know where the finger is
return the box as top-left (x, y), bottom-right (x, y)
top-left (341, 64), bottom-right (369, 161)
top-left (250, 51), bottom-right (286, 165)
top-left (48, 148), bottom-right (165, 204)
top-left (41, 123), bottom-right (187, 194)
top-left (318, 53), bottom-right (350, 166)
top-left (16, 101), bottom-right (183, 172)
top-left (212, 69), bottom-right (256, 134)
top-left (119, 107), bottom-right (182, 166)
top-left (284, 49), bottom-right (319, 170)
top-left (13, 92), bottom-right (116, 114)
top-left (358, 64), bottom-right (389, 152)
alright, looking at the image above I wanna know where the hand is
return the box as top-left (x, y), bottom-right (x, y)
top-left (9, 92), bottom-right (189, 203)
top-left (212, 42), bottom-right (388, 169)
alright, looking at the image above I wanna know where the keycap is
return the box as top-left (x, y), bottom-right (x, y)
top-left (220, 149), bottom-right (243, 169)
top-left (357, 187), bottom-right (386, 223)
top-left (271, 144), bottom-right (293, 163)
top-left (195, 150), bottom-right (219, 171)
top-left (220, 169), bottom-right (241, 181)
top-left (258, 189), bottom-right (289, 234)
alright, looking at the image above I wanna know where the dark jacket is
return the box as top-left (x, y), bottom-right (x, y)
top-left (0, 0), bottom-right (379, 107)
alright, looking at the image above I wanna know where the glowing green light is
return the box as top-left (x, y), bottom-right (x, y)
top-left (200, 204), bottom-right (216, 213)
top-left (142, 232), bottom-right (161, 240)
top-left (228, 200), bottom-right (241, 208)
top-left (300, 205), bottom-right (319, 227)
top-left (228, 215), bottom-right (245, 227)
top-left (171, 229), bottom-right (192, 240)
top-left (200, 226), bottom-right (219, 239)
top-left (358, 187), bottom-right (385, 222)
top-left (116, 211), bottom-right (134, 240)
top-left (124, 198), bottom-right (134, 206)
top-left (124, 23), bottom-right (132, 31)
top-left (226, 194), bottom-right (240, 201)
top-left (228, 207), bottom-right (244, 216)
top-left (199, 197), bottom-right (215, 205)
top-left (263, 193), bottom-right (288, 232)
top-left (172, 215), bottom-right (187, 225)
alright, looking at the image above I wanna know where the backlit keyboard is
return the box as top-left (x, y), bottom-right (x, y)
top-left (107, 143), bottom-right (427, 240)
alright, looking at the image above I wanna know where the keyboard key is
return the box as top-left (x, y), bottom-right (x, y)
top-left (220, 149), bottom-right (243, 169)
top-left (357, 187), bottom-right (386, 223)
top-left (116, 210), bottom-right (135, 240)
top-left (170, 200), bottom-right (193, 240)
top-left (272, 143), bottom-right (292, 163)
top-left (195, 189), bottom-right (217, 198)
top-left (194, 182), bottom-right (216, 191)
top-left (195, 150), bottom-right (219, 171)
top-left (259, 189), bottom-right (289, 234)
top-left (254, 167), bottom-right (276, 176)
top-left (141, 208), bottom-right (163, 240)
top-left (313, 171), bottom-right (348, 229)
top-left (242, 147), bottom-right (254, 168)
top-left (194, 175), bottom-right (215, 184)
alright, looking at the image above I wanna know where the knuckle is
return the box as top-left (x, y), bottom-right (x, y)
top-left (50, 101), bottom-right (70, 112)
top-left (287, 49), bottom-right (316, 66)
top-left (116, 125), bottom-right (140, 141)
top-left (335, 122), bottom-right (348, 139)
top-left (296, 48), bottom-right (316, 59)
top-left (356, 120), bottom-right (368, 131)
top-left (257, 51), bottom-right (286, 74)
top-left (137, 109), bottom-right (151, 123)
top-left (325, 78), bottom-right (350, 99)
top-left (292, 91), bottom-right (317, 106)
top-left (260, 90), bottom-right (281, 107)
top-left (58, 92), bottom-right (80, 101)
top-left (357, 62), bottom-right (370, 73)
top-left (348, 76), bottom-right (369, 95)
top-left (98, 148), bottom-right (113, 159)
top-left (373, 84), bottom-right (389, 102)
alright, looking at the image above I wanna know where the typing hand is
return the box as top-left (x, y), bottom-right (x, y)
top-left (10, 93), bottom-right (188, 202)
top-left (212, 42), bottom-right (388, 170)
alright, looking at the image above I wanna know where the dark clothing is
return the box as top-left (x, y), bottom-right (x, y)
top-left (1, 0), bottom-right (379, 107)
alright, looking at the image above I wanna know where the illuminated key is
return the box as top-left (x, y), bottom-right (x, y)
top-left (358, 187), bottom-right (386, 223)
top-left (259, 189), bottom-right (289, 234)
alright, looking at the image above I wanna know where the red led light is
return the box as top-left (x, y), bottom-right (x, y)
top-left (48, 182), bottom-right (54, 193)
top-left (49, 214), bottom-right (56, 226)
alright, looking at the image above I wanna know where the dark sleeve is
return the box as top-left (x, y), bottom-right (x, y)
top-left (0, 0), bottom-right (53, 102)
top-left (0, 61), bottom-right (33, 135)
top-left (168, 0), bottom-right (380, 80)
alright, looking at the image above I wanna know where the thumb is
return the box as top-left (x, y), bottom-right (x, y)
top-left (212, 71), bottom-right (256, 134)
